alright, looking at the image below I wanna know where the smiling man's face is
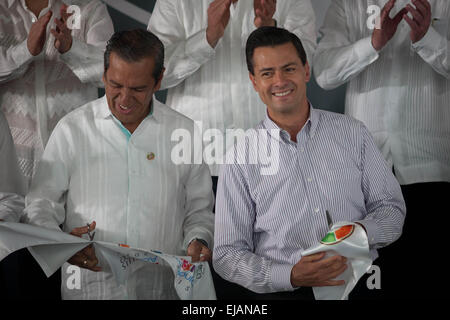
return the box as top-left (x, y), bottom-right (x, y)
top-left (249, 42), bottom-right (310, 117)
top-left (103, 52), bottom-right (163, 133)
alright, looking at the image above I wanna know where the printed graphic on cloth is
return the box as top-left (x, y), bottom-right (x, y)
top-left (302, 222), bottom-right (373, 300)
top-left (0, 222), bottom-right (216, 300)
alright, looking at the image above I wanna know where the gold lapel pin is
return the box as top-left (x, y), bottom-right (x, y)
top-left (147, 152), bottom-right (155, 161)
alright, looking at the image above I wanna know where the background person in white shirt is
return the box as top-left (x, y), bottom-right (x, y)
top-left (0, 110), bottom-right (26, 299)
top-left (148, 0), bottom-right (317, 191)
top-left (22, 29), bottom-right (215, 300)
top-left (314, 0), bottom-right (450, 298)
top-left (0, 0), bottom-right (114, 188)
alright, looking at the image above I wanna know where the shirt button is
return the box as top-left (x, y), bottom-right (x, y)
top-left (32, 17), bottom-right (36, 23)
top-left (307, 178), bottom-right (312, 182)
top-left (314, 207), bottom-right (320, 213)
top-left (300, 148), bottom-right (305, 152)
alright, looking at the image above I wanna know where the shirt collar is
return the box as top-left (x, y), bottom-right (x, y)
top-left (7, 0), bottom-right (15, 7)
top-left (263, 102), bottom-right (319, 142)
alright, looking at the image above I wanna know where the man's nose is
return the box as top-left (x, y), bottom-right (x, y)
top-left (272, 71), bottom-right (289, 87)
top-left (119, 88), bottom-right (133, 105)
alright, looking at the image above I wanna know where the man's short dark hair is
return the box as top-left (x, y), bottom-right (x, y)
top-left (104, 29), bottom-right (164, 81)
top-left (246, 27), bottom-right (307, 75)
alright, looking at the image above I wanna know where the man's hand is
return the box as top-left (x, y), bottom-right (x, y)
top-left (187, 239), bottom-right (212, 262)
top-left (290, 252), bottom-right (348, 287)
top-left (403, 0), bottom-right (431, 43)
top-left (371, 0), bottom-right (407, 51)
top-left (50, 4), bottom-right (73, 54)
top-left (206, 0), bottom-right (233, 48)
top-left (27, 11), bottom-right (53, 56)
top-left (67, 221), bottom-right (102, 272)
top-left (254, 0), bottom-right (276, 28)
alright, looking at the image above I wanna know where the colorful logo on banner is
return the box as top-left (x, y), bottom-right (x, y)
top-left (320, 225), bottom-right (354, 245)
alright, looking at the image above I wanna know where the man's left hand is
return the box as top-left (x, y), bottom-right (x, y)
top-left (254, 0), bottom-right (276, 28)
top-left (187, 240), bottom-right (212, 262)
top-left (50, 4), bottom-right (73, 54)
top-left (403, 0), bottom-right (432, 43)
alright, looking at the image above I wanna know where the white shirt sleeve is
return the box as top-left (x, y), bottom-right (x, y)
top-left (147, 0), bottom-right (216, 90)
top-left (0, 38), bottom-right (34, 84)
top-left (59, 1), bottom-right (114, 87)
top-left (313, 0), bottom-right (379, 90)
top-left (0, 112), bottom-right (26, 222)
top-left (182, 163), bottom-right (215, 251)
top-left (281, 0), bottom-right (317, 67)
top-left (412, 25), bottom-right (450, 79)
top-left (22, 121), bottom-right (71, 231)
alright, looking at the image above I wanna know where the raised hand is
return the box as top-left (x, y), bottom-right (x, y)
top-left (371, 0), bottom-right (407, 51)
top-left (27, 11), bottom-right (53, 56)
top-left (206, 0), bottom-right (233, 48)
top-left (403, 0), bottom-right (432, 43)
top-left (254, 0), bottom-right (276, 28)
top-left (50, 3), bottom-right (73, 54)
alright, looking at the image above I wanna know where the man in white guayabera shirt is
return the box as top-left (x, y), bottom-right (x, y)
top-left (0, 0), bottom-right (114, 188)
top-left (314, 0), bottom-right (449, 298)
top-left (0, 110), bottom-right (26, 298)
top-left (22, 30), bottom-right (215, 300)
top-left (148, 0), bottom-right (317, 193)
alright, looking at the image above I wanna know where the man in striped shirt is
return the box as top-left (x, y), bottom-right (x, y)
top-left (213, 27), bottom-right (406, 300)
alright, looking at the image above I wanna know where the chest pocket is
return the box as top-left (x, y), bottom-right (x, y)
top-left (319, 166), bottom-right (363, 203)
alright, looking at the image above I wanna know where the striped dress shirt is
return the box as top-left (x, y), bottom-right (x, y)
top-left (213, 107), bottom-right (406, 294)
top-left (313, 0), bottom-right (450, 185)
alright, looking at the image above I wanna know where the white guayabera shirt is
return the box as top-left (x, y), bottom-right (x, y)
top-left (314, 0), bottom-right (450, 185)
top-left (0, 111), bottom-right (26, 222)
top-left (22, 96), bottom-right (215, 300)
top-left (0, 0), bottom-right (114, 187)
top-left (148, 0), bottom-right (317, 176)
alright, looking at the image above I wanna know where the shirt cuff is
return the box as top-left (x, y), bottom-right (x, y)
top-left (185, 29), bottom-right (216, 63)
top-left (411, 26), bottom-right (442, 53)
top-left (270, 263), bottom-right (295, 292)
top-left (354, 36), bottom-right (379, 62)
top-left (183, 231), bottom-right (214, 251)
top-left (355, 219), bottom-right (379, 246)
top-left (11, 39), bottom-right (34, 67)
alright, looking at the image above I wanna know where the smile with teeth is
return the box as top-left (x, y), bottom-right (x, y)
top-left (119, 104), bottom-right (130, 110)
top-left (273, 89), bottom-right (293, 97)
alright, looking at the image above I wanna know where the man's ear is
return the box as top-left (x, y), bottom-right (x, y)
top-left (304, 61), bottom-right (311, 83)
top-left (249, 72), bottom-right (258, 92)
top-left (154, 67), bottom-right (165, 92)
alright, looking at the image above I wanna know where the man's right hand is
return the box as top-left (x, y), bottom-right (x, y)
top-left (206, 0), bottom-right (232, 48)
top-left (27, 11), bottom-right (53, 56)
top-left (290, 252), bottom-right (348, 287)
top-left (371, 0), bottom-right (407, 51)
top-left (68, 221), bottom-right (102, 272)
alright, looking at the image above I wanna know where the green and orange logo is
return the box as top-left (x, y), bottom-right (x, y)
top-left (321, 225), bottom-right (354, 245)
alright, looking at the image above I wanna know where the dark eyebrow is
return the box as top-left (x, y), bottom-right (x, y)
top-left (258, 62), bottom-right (298, 73)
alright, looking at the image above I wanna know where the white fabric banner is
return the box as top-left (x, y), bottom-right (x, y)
top-left (302, 222), bottom-right (373, 300)
top-left (0, 222), bottom-right (216, 300)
